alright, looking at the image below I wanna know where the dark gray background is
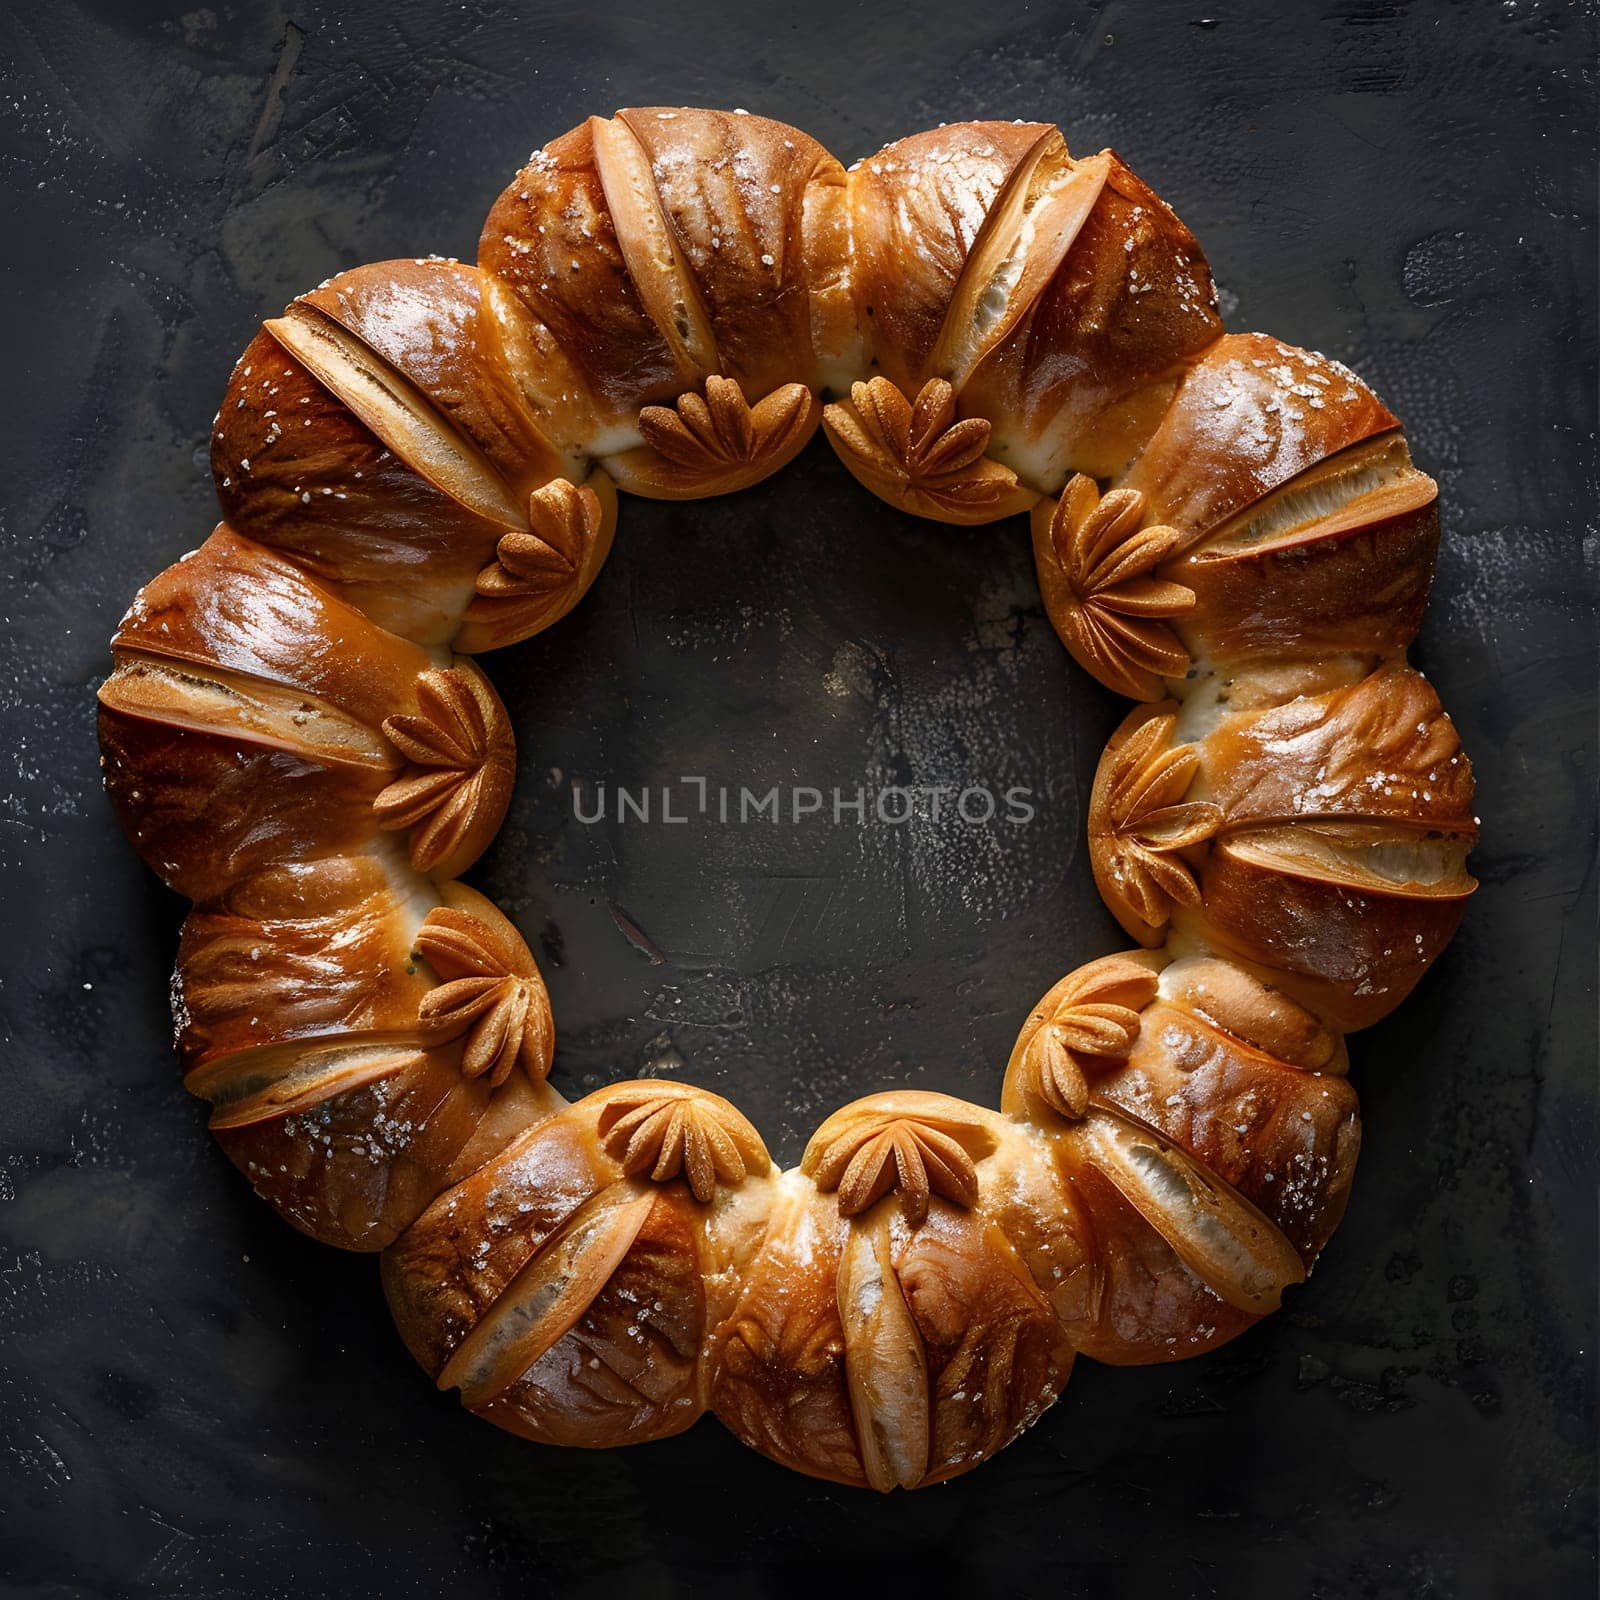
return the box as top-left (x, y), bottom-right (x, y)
top-left (2, 0), bottom-right (1594, 1594)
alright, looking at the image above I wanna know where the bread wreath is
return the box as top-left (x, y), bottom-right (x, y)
top-left (97, 108), bottom-right (1476, 1490)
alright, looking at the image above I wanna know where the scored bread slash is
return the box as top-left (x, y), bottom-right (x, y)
top-left (437, 1187), bottom-right (657, 1408)
top-left (1075, 1106), bottom-right (1306, 1315)
top-left (837, 1215), bottom-right (931, 1493)
top-left (265, 303), bottom-right (529, 531)
top-left (590, 114), bottom-right (721, 386)
top-left (929, 138), bottom-right (1109, 391)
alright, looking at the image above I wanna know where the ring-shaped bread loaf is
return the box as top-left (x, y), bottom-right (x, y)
top-left (97, 107), bottom-right (1475, 1488)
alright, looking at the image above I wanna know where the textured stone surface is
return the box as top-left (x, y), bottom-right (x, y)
top-left (1, 0), bottom-right (1594, 1592)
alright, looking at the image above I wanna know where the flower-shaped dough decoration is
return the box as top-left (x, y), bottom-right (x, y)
top-left (804, 1095), bottom-right (1000, 1224)
top-left (414, 904), bottom-right (553, 1086)
top-left (457, 476), bottom-right (616, 653)
top-left (475, 479), bottom-right (599, 603)
top-left (1089, 710), bottom-right (1222, 940)
top-left (374, 667), bottom-right (514, 875)
top-left (1033, 474), bottom-right (1196, 700)
top-left (640, 376), bottom-right (814, 476)
top-left (1009, 953), bottom-right (1161, 1119)
top-left (596, 1082), bottom-right (770, 1203)
top-left (823, 377), bottom-right (1039, 523)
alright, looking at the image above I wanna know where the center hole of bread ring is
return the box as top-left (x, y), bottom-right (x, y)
top-left (479, 453), bottom-right (1103, 1157)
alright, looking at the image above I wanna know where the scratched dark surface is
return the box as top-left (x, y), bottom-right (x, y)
top-left (1, 0), bottom-right (1595, 1594)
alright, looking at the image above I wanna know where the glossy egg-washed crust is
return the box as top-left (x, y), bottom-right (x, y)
top-left (97, 108), bottom-right (1476, 1490)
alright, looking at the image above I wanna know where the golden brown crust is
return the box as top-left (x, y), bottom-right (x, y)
top-left (709, 1183), bottom-right (862, 1482)
top-left (107, 525), bottom-right (438, 724)
top-left (212, 330), bottom-right (514, 645)
top-left (415, 902), bottom-right (553, 1089)
top-left (832, 127), bottom-right (1216, 515)
top-left (203, 1046), bottom-right (560, 1253)
top-left (1033, 438), bottom-right (1436, 701)
top-left (1180, 846), bottom-right (1472, 1033)
top-left (96, 693), bottom-right (388, 902)
top-left (174, 854), bottom-right (437, 1070)
top-left (613, 109), bottom-right (848, 399)
top-left (1047, 1155), bottom-right (1261, 1365)
top-left (170, 860), bottom-right (562, 1252)
top-left (382, 1084), bottom-right (776, 1444)
top-left (1167, 435), bottom-right (1440, 674)
top-left (1195, 662), bottom-right (1477, 835)
top-left (803, 1091), bottom-right (998, 1224)
top-left (710, 1159), bottom-right (1076, 1491)
top-left (1088, 666), bottom-right (1477, 1027)
top-left (478, 108), bottom-right (849, 446)
top-left (97, 106), bottom-right (1477, 1487)
top-left (1002, 949), bottom-right (1358, 1362)
top-left (1117, 332), bottom-right (1399, 538)
top-left (968, 150), bottom-right (1224, 486)
top-left (97, 528), bottom-right (421, 898)
top-left (1001, 952), bottom-right (1165, 1119)
top-left (595, 1081), bottom-right (769, 1202)
top-left (845, 121), bottom-right (1050, 394)
top-left (868, 1207), bottom-right (1075, 1487)
top-left (479, 118), bottom-right (685, 425)
top-left (1087, 1012), bottom-right (1359, 1267)
top-left (456, 472), bottom-right (618, 653)
top-left (1157, 955), bottom-right (1345, 1073)
top-left (296, 259), bottom-right (573, 494)
top-left (211, 261), bottom-right (627, 651)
